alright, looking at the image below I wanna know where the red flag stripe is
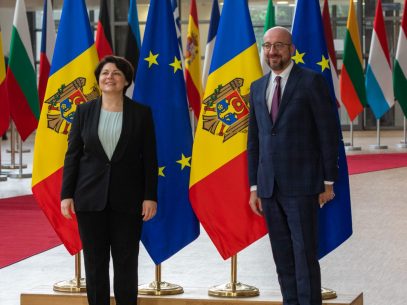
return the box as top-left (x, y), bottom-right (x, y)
top-left (32, 168), bottom-right (82, 255)
top-left (189, 152), bottom-right (267, 259)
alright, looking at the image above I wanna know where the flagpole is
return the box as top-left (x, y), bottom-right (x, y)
top-left (345, 120), bottom-right (361, 151)
top-left (8, 135), bottom-right (31, 179)
top-left (138, 264), bottom-right (184, 295)
top-left (208, 254), bottom-right (259, 297)
top-left (369, 119), bottom-right (388, 149)
top-left (0, 139), bottom-right (7, 181)
top-left (1, 122), bottom-right (27, 170)
top-left (53, 253), bottom-right (86, 292)
top-left (396, 117), bottom-right (407, 148)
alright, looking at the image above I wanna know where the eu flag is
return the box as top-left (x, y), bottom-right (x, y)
top-left (292, 0), bottom-right (353, 258)
top-left (133, 0), bottom-right (199, 265)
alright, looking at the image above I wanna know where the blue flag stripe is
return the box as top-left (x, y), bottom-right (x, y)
top-left (207, 0), bottom-right (220, 43)
top-left (50, 0), bottom-right (93, 75)
top-left (209, 0), bottom-right (256, 74)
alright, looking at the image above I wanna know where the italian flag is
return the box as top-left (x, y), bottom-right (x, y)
top-left (260, 0), bottom-right (275, 75)
top-left (7, 0), bottom-right (39, 141)
top-left (339, 0), bottom-right (367, 122)
top-left (394, 0), bottom-right (407, 117)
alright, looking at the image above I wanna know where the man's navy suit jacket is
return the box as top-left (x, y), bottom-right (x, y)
top-left (247, 64), bottom-right (339, 198)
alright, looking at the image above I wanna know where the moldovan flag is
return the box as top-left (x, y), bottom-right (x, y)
top-left (260, 0), bottom-right (275, 74)
top-left (0, 26), bottom-right (9, 136)
top-left (125, 0), bottom-right (142, 98)
top-left (340, 0), bottom-right (367, 121)
top-left (95, 0), bottom-right (113, 60)
top-left (38, 0), bottom-right (56, 110)
top-left (133, 0), bottom-right (199, 264)
top-left (185, 0), bottom-right (202, 119)
top-left (32, 0), bottom-right (99, 255)
top-left (394, 0), bottom-right (407, 117)
top-left (366, 0), bottom-right (394, 119)
top-left (7, 0), bottom-right (39, 141)
top-left (189, 0), bottom-right (267, 260)
top-left (322, 0), bottom-right (342, 107)
top-left (292, 0), bottom-right (352, 258)
top-left (202, 0), bottom-right (220, 89)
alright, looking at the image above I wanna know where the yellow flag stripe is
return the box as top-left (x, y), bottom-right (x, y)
top-left (32, 46), bottom-right (99, 186)
top-left (190, 44), bottom-right (261, 186)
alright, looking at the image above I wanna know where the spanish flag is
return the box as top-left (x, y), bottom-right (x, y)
top-left (189, 0), bottom-right (267, 259)
top-left (32, 0), bottom-right (99, 255)
top-left (185, 0), bottom-right (202, 119)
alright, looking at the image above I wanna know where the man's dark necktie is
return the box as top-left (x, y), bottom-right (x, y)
top-left (271, 76), bottom-right (281, 123)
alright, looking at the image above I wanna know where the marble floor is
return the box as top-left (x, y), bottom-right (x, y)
top-left (1, 130), bottom-right (407, 305)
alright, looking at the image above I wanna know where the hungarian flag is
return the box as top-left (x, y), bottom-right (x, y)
top-left (7, 0), bottom-right (39, 141)
top-left (394, 0), bottom-right (407, 117)
top-left (185, 0), bottom-right (202, 119)
top-left (202, 0), bottom-right (220, 90)
top-left (260, 0), bottom-right (275, 75)
top-left (322, 0), bottom-right (342, 107)
top-left (32, 0), bottom-right (99, 255)
top-left (38, 0), bottom-right (56, 110)
top-left (340, 0), bottom-right (367, 121)
top-left (124, 0), bottom-right (142, 98)
top-left (190, 0), bottom-right (267, 260)
top-left (366, 0), bottom-right (394, 119)
top-left (0, 25), bottom-right (9, 136)
top-left (95, 0), bottom-right (113, 60)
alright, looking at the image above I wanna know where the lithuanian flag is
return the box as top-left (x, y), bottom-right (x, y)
top-left (340, 0), bottom-right (367, 121)
top-left (32, 0), bottom-right (99, 255)
top-left (189, 0), bottom-right (267, 259)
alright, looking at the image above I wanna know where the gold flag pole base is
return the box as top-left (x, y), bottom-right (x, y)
top-left (138, 281), bottom-right (184, 296)
top-left (208, 282), bottom-right (259, 297)
top-left (208, 255), bottom-right (259, 298)
top-left (53, 253), bottom-right (86, 293)
top-left (53, 278), bottom-right (86, 293)
top-left (321, 287), bottom-right (337, 300)
top-left (138, 264), bottom-right (184, 296)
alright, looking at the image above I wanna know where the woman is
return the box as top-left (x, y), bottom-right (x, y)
top-left (61, 55), bottom-right (157, 305)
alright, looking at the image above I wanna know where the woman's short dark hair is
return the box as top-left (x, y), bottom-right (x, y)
top-left (94, 55), bottom-right (134, 94)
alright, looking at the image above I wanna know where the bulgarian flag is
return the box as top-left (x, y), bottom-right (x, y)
top-left (394, 0), bottom-right (407, 117)
top-left (7, 0), bottom-right (39, 141)
top-left (0, 25), bottom-right (9, 136)
top-left (185, 0), bottom-right (202, 119)
top-left (38, 0), bottom-right (56, 110)
top-left (340, 0), bottom-right (367, 121)
top-left (95, 0), bottom-right (113, 60)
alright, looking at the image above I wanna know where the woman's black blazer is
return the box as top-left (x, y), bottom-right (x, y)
top-left (61, 96), bottom-right (158, 213)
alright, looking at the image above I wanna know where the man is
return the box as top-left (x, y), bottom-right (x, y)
top-left (247, 27), bottom-right (339, 305)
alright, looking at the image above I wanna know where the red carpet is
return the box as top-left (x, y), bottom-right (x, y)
top-left (347, 153), bottom-right (407, 175)
top-left (0, 195), bottom-right (61, 268)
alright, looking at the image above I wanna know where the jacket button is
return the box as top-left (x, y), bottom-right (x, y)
top-left (271, 132), bottom-right (276, 136)
top-left (106, 163), bottom-right (110, 167)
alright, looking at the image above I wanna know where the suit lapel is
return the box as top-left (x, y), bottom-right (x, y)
top-left (255, 73), bottom-right (272, 126)
top-left (274, 64), bottom-right (301, 125)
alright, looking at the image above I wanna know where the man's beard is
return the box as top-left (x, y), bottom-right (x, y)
top-left (268, 55), bottom-right (287, 71)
